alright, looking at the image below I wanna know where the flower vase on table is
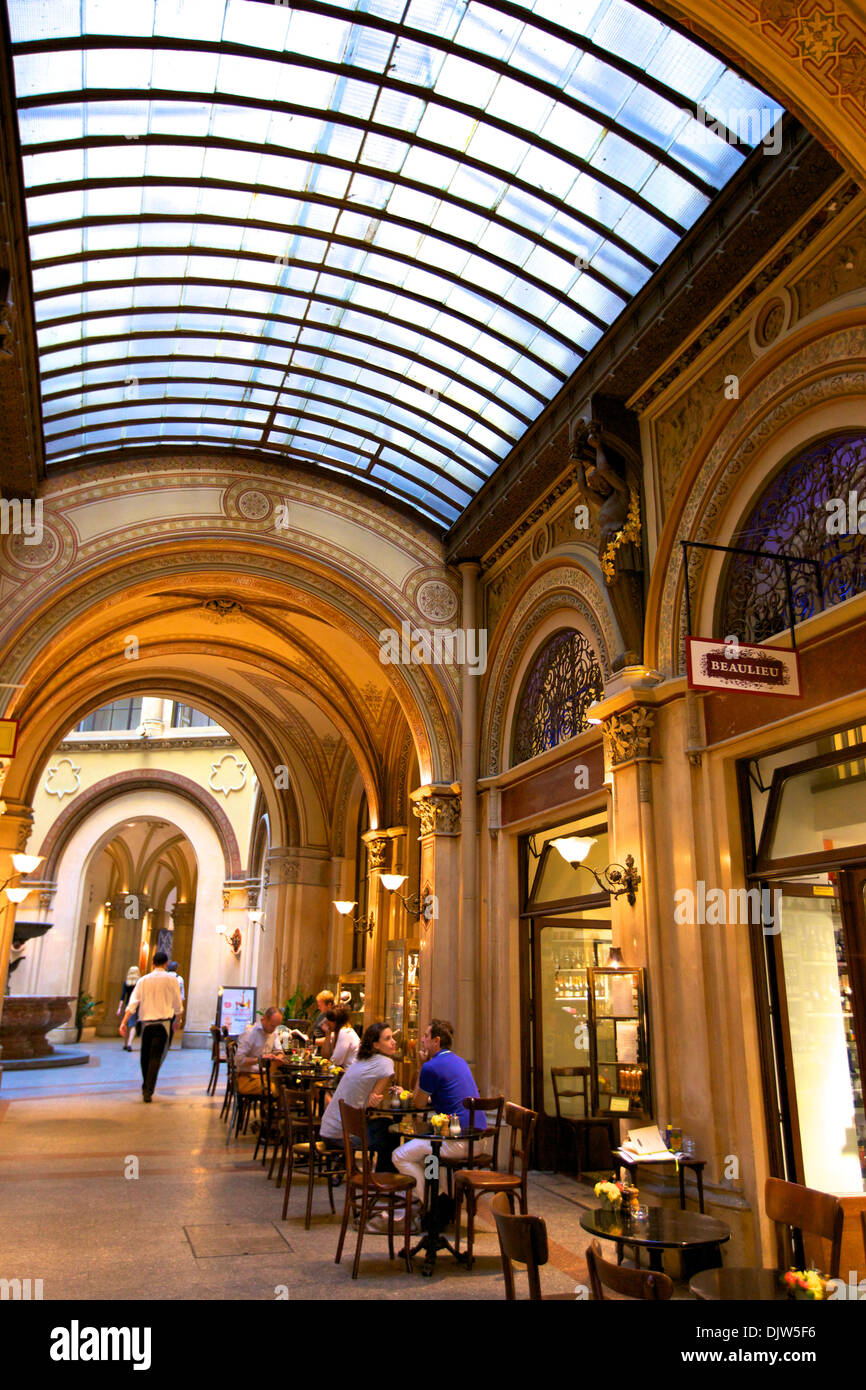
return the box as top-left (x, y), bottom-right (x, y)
top-left (784, 1270), bottom-right (829, 1300)
top-left (594, 1179), bottom-right (623, 1211)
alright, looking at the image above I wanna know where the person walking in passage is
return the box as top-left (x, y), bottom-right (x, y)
top-left (118, 951), bottom-right (183, 1102)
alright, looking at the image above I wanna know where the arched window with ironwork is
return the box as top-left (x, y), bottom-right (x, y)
top-left (719, 433), bottom-right (866, 645)
top-left (512, 629), bottom-right (603, 766)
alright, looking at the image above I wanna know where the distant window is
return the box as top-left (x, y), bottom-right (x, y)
top-left (171, 704), bottom-right (217, 729)
top-left (512, 630), bottom-right (603, 766)
top-left (720, 433), bottom-right (866, 645)
top-left (76, 699), bottom-right (142, 733)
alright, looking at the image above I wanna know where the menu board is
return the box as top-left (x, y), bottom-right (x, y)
top-left (218, 986), bottom-right (257, 1035)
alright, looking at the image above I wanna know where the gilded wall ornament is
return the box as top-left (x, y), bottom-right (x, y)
top-left (411, 793), bottom-right (461, 837)
top-left (603, 707), bottom-right (656, 766)
top-left (365, 836), bottom-right (389, 870)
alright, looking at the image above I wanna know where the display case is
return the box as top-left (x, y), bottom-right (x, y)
top-left (587, 965), bottom-right (651, 1119)
top-left (337, 972), bottom-right (366, 1034)
top-left (382, 938), bottom-right (420, 1065)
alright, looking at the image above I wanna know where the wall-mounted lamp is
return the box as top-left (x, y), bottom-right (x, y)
top-left (332, 900), bottom-right (375, 938)
top-left (248, 908), bottom-right (264, 931)
top-left (550, 837), bottom-right (641, 907)
top-left (1, 852), bottom-right (45, 905)
top-left (378, 874), bottom-right (436, 927)
top-left (606, 946), bottom-right (625, 969)
top-left (216, 923), bottom-right (242, 955)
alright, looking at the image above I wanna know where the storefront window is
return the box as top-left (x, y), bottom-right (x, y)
top-left (741, 725), bottom-right (866, 1193)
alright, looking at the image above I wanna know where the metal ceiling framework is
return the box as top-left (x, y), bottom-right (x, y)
top-left (6, 0), bottom-right (782, 528)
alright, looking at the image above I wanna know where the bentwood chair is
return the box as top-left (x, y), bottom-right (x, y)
top-left (334, 1100), bottom-right (414, 1279)
top-left (764, 1177), bottom-right (844, 1277)
top-left (224, 1042), bottom-right (264, 1144)
top-left (439, 1095), bottom-right (504, 1198)
top-left (490, 1193), bottom-right (575, 1301)
top-left (207, 1025), bottom-right (228, 1097)
top-left (278, 1085), bottom-right (342, 1229)
top-left (586, 1238), bottom-right (673, 1300)
top-left (220, 1038), bottom-right (236, 1120)
top-left (550, 1067), bottom-right (616, 1179)
top-left (454, 1102), bottom-right (538, 1268)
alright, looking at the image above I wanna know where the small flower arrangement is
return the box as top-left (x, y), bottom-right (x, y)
top-left (430, 1112), bottom-right (451, 1134)
top-left (399, 1088), bottom-right (412, 1107)
top-left (783, 1269), bottom-right (828, 1300)
top-left (594, 1180), bottom-right (623, 1208)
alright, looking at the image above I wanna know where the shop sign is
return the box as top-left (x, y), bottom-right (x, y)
top-left (686, 637), bottom-right (801, 698)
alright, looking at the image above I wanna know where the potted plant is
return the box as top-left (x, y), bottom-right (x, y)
top-left (75, 992), bottom-right (102, 1042)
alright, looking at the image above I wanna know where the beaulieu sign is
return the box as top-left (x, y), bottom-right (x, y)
top-left (686, 638), bottom-right (801, 698)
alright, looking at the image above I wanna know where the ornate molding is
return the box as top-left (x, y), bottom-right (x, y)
top-left (362, 834), bottom-right (389, 871)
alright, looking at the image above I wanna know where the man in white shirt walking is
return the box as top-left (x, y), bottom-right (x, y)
top-left (119, 951), bottom-right (184, 1102)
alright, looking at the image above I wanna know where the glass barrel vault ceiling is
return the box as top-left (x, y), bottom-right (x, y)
top-left (7, 0), bottom-right (783, 528)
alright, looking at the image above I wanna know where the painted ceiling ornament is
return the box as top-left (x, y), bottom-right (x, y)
top-left (794, 6), bottom-right (844, 63)
top-left (202, 597), bottom-right (243, 621)
top-left (603, 707), bottom-right (656, 767)
top-left (44, 757), bottom-right (81, 799)
top-left (209, 753), bottom-right (247, 796)
top-left (416, 579), bottom-right (459, 623)
top-left (359, 681), bottom-right (385, 720)
top-left (236, 489), bottom-right (272, 521)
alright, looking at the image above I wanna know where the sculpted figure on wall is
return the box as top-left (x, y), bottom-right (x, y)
top-left (572, 418), bottom-right (644, 667)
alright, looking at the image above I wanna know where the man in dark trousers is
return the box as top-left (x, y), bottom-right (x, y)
top-left (119, 951), bottom-right (183, 1102)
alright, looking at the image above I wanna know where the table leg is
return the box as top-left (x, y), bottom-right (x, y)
top-left (678, 1162), bottom-right (686, 1211)
top-left (696, 1164), bottom-right (705, 1215)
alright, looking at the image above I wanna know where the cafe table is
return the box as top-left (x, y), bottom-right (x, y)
top-left (689, 1267), bottom-right (789, 1301)
top-left (614, 1147), bottom-right (708, 1212)
top-left (580, 1204), bottom-right (731, 1279)
top-left (388, 1120), bottom-right (487, 1278)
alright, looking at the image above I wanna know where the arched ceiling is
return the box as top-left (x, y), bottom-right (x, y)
top-left (5, 0), bottom-right (781, 527)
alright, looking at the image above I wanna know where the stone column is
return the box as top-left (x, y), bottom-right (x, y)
top-left (0, 802), bottom-right (36, 1080)
top-left (361, 831), bottom-right (389, 1023)
top-left (266, 848), bottom-right (331, 1006)
top-left (410, 786), bottom-right (461, 1035)
top-left (459, 560), bottom-right (481, 1069)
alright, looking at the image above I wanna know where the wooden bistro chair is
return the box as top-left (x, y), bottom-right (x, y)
top-left (454, 1101), bottom-right (538, 1269)
top-left (490, 1192), bottom-right (574, 1301)
top-left (334, 1100), bottom-right (414, 1279)
top-left (220, 1038), bottom-right (236, 1121)
top-left (764, 1176), bottom-right (844, 1278)
top-left (207, 1025), bottom-right (227, 1097)
top-left (586, 1238), bottom-right (673, 1300)
top-left (252, 1057), bottom-right (280, 1166)
top-left (277, 1085), bottom-right (342, 1230)
top-left (439, 1095), bottom-right (504, 1198)
top-left (550, 1067), bottom-right (615, 1180)
top-left (224, 1042), bottom-right (264, 1145)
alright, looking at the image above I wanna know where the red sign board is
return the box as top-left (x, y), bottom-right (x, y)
top-left (686, 637), bottom-right (801, 698)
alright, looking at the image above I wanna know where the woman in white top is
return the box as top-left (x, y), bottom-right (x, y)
top-left (322, 1006), bottom-right (361, 1068)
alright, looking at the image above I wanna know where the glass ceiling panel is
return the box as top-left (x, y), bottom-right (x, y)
top-left (8, 0), bottom-right (783, 527)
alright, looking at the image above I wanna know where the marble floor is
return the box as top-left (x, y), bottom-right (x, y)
top-left (0, 1042), bottom-right (641, 1302)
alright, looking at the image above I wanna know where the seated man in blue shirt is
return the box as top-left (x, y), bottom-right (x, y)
top-left (392, 1018), bottom-right (486, 1203)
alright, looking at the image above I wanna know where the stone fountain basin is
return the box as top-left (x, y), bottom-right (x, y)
top-left (0, 995), bottom-right (74, 1059)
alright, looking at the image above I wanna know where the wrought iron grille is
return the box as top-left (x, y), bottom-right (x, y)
top-left (512, 630), bottom-right (603, 766)
top-left (720, 433), bottom-right (866, 646)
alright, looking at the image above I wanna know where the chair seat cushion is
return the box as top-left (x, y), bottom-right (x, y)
top-left (455, 1170), bottom-right (521, 1190)
top-left (291, 1141), bottom-right (325, 1155)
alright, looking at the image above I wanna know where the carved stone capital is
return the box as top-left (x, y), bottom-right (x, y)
top-left (410, 786), bottom-right (462, 837)
top-left (362, 834), bottom-right (389, 871)
top-left (602, 706), bottom-right (656, 767)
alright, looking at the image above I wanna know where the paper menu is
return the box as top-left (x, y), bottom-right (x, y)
top-left (619, 1124), bottom-right (676, 1159)
top-left (616, 1020), bottom-right (638, 1063)
top-left (609, 973), bottom-right (635, 1016)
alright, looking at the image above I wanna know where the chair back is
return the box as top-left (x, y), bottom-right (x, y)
top-left (209, 1025), bottom-right (223, 1062)
top-left (464, 1095), bottom-right (504, 1168)
top-left (586, 1238), bottom-right (673, 1300)
top-left (225, 1038), bottom-right (238, 1084)
top-left (257, 1056), bottom-right (273, 1098)
top-left (765, 1177), bottom-right (844, 1277)
top-left (550, 1066), bottom-right (591, 1120)
top-left (278, 1084), bottom-right (314, 1145)
top-left (491, 1191), bottom-right (549, 1300)
top-left (503, 1102), bottom-right (537, 1180)
top-left (338, 1100), bottom-right (369, 1181)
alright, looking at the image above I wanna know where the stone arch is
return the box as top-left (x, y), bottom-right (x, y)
top-left (481, 563), bottom-right (615, 778)
top-left (37, 769), bottom-right (243, 881)
top-left (650, 320), bottom-right (866, 675)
